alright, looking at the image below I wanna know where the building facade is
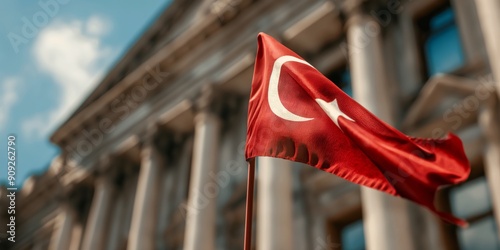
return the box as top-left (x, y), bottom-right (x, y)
top-left (2, 0), bottom-right (500, 249)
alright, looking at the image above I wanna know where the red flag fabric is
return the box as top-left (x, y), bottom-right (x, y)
top-left (245, 33), bottom-right (470, 226)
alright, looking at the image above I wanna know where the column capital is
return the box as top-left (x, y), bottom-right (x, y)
top-left (122, 158), bottom-right (139, 179)
top-left (88, 154), bottom-right (124, 191)
top-left (342, 0), bottom-right (365, 16)
top-left (55, 190), bottom-right (78, 212)
top-left (94, 154), bottom-right (114, 177)
top-left (194, 85), bottom-right (223, 116)
top-left (480, 96), bottom-right (500, 140)
top-left (342, 0), bottom-right (384, 29)
top-left (54, 186), bottom-right (92, 222)
top-left (140, 123), bottom-right (161, 151)
top-left (139, 124), bottom-right (184, 166)
top-left (193, 84), bottom-right (240, 125)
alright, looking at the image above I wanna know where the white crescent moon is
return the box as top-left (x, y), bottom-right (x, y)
top-left (268, 55), bottom-right (314, 122)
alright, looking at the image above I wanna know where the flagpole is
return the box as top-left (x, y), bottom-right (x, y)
top-left (243, 158), bottom-right (256, 250)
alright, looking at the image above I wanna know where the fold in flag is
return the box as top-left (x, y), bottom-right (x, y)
top-left (245, 33), bottom-right (470, 226)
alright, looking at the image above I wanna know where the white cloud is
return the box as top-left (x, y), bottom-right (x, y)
top-left (86, 15), bottom-right (112, 36)
top-left (0, 77), bottom-right (21, 132)
top-left (23, 16), bottom-right (114, 138)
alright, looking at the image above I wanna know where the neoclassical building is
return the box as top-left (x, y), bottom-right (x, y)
top-left (2, 0), bottom-right (500, 249)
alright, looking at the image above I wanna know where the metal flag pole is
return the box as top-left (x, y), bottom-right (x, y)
top-left (243, 158), bottom-right (256, 250)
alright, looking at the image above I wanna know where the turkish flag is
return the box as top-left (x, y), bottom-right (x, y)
top-left (245, 33), bottom-right (470, 226)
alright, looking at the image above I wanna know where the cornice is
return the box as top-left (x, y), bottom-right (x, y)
top-left (51, 0), bottom-right (252, 146)
top-left (69, 0), bottom-right (197, 118)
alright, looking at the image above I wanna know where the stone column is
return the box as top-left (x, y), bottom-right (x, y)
top-left (475, 0), bottom-right (500, 99)
top-left (81, 160), bottom-right (115, 250)
top-left (479, 100), bottom-right (500, 236)
top-left (68, 223), bottom-right (84, 250)
top-left (344, 2), bottom-right (416, 250)
top-left (183, 88), bottom-right (221, 250)
top-left (128, 128), bottom-right (166, 250)
top-left (256, 157), bottom-right (294, 250)
top-left (48, 201), bottom-right (76, 250)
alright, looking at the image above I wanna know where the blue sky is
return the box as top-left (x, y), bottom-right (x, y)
top-left (0, 0), bottom-right (171, 187)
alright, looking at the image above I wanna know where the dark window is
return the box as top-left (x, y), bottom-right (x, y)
top-left (417, 6), bottom-right (465, 77)
top-left (449, 177), bottom-right (500, 250)
top-left (327, 210), bottom-right (365, 250)
top-left (326, 67), bottom-right (352, 97)
top-left (341, 220), bottom-right (366, 250)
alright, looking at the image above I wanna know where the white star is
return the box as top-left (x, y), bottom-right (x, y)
top-left (316, 99), bottom-right (354, 131)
